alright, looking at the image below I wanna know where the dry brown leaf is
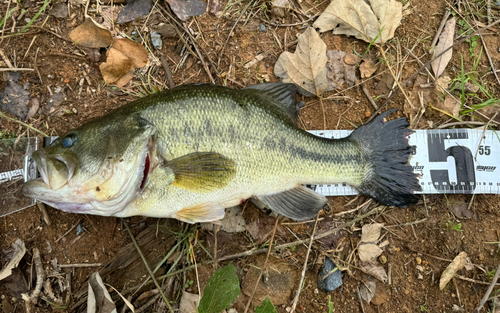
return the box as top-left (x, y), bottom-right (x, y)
top-left (274, 27), bottom-right (330, 96)
top-left (166, 0), bottom-right (207, 21)
top-left (359, 281), bottom-right (376, 303)
top-left (431, 17), bottom-right (456, 78)
top-left (344, 52), bottom-right (359, 65)
top-left (359, 59), bottom-right (378, 78)
top-left (100, 48), bottom-right (132, 84)
top-left (112, 39), bottom-right (148, 69)
top-left (439, 251), bottom-right (467, 290)
top-left (0, 239), bottom-right (26, 281)
top-left (358, 243), bottom-right (383, 263)
top-left (313, 0), bottom-right (402, 44)
top-left (360, 264), bottom-right (388, 283)
top-left (326, 50), bottom-right (355, 89)
top-left (435, 96), bottom-right (460, 117)
top-left (371, 282), bottom-right (390, 305)
top-left (69, 19), bottom-right (113, 48)
top-left (361, 223), bottom-right (384, 243)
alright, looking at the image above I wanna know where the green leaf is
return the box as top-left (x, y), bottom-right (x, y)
top-left (255, 297), bottom-right (277, 313)
top-left (198, 264), bottom-right (240, 313)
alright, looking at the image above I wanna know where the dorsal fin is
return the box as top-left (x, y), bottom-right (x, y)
top-left (243, 83), bottom-right (302, 124)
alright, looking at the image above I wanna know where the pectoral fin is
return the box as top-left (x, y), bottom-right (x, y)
top-left (166, 152), bottom-right (236, 192)
top-left (255, 185), bottom-right (327, 221)
top-left (175, 203), bottom-right (226, 223)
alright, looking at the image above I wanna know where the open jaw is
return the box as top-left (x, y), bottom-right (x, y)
top-left (23, 144), bottom-right (152, 216)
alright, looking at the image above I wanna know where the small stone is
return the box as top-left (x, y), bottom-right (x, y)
top-left (416, 256), bottom-right (422, 265)
top-left (156, 23), bottom-right (178, 38)
top-left (417, 272), bottom-right (423, 280)
top-left (379, 255), bottom-right (387, 264)
top-left (260, 24), bottom-right (267, 33)
top-left (151, 31), bottom-right (162, 49)
top-left (318, 257), bottom-right (343, 292)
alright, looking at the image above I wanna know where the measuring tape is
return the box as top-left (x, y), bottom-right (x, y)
top-left (307, 129), bottom-right (500, 196)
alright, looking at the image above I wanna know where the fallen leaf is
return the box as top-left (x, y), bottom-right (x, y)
top-left (115, 71), bottom-right (135, 88)
top-left (359, 59), bottom-right (378, 78)
top-left (69, 19), bottom-right (113, 48)
top-left (326, 50), bottom-right (355, 89)
top-left (451, 200), bottom-right (473, 219)
top-left (156, 23), bottom-right (179, 38)
top-left (208, 0), bottom-right (226, 17)
top-left (49, 2), bottom-right (68, 18)
top-left (436, 75), bottom-right (451, 94)
top-left (112, 38), bottom-right (148, 68)
top-left (99, 48), bottom-right (133, 84)
top-left (435, 96), bottom-right (460, 117)
top-left (0, 239), bottom-right (26, 281)
top-left (101, 6), bottom-right (122, 30)
top-left (431, 17), bottom-right (456, 78)
top-left (313, 0), bottom-right (402, 44)
top-left (360, 264), bottom-right (388, 283)
top-left (166, 0), bottom-right (207, 21)
top-left (361, 223), bottom-right (384, 243)
top-left (179, 292), bottom-right (200, 313)
top-left (0, 72), bottom-right (30, 120)
top-left (198, 264), bottom-right (240, 313)
top-left (87, 272), bottom-right (117, 313)
top-left (371, 282), bottom-right (390, 305)
top-left (439, 251), bottom-right (467, 290)
top-left (272, 0), bottom-right (290, 18)
top-left (202, 206), bottom-right (246, 233)
top-left (359, 281), bottom-right (376, 303)
top-left (117, 0), bottom-right (152, 24)
top-left (255, 297), bottom-right (277, 313)
top-left (344, 52), bottom-right (359, 65)
top-left (274, 27), bottom-right (330, 96)
top-left (358, 243), bottom-right (383, 263)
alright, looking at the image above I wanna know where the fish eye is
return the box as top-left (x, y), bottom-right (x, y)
top-left (62, 134), bottom-right (77, 148)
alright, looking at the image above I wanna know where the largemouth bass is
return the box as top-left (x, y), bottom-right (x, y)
top-left (23, 83), bottom-right (420, 223)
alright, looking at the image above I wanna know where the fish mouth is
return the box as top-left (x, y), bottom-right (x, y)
top-left (31, 150), bottom-right (77, 190)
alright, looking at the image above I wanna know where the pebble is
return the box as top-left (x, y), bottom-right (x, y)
top-left (318, 257), bottom-right (343, 292)
top-left (151, 31), bottom-right (162, 49)
top-left (260, 24), bottom-right (267, 33)
top-left (416, 256), bottom-right (422, 265)
top-left (379, 255), bottom-right (387, 264)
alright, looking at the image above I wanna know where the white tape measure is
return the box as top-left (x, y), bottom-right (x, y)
top-left (307, 129), bottom-right (500, 196)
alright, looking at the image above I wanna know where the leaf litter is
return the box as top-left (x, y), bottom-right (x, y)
top-left (431, 17), bottom-right (456, 78)
top-left (313, 0), bottom-right (402, 44)
top-left (69, 19), bottom-right (113, 48)
top-left (440, 251), bottom-right (467, 290)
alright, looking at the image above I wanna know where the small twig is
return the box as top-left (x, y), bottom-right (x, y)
top-left (358, 79), bottom-right (379, 110)
top-left (473, 263), bottom-right (500, 313)
top-left (22, 248), bottom-right (44, 313)
top-left (437, 121), bottom-right (491, 128)
top-left (0, 111), bottom-right (48, 136)
top-left (356, 287), bottom-right (366, 313)
top-left (0, 0), bottom-right (13, 43)
top-left (430, 9), bottom-right (451, 50)
top-left (37, 202), bottom-right (51, 226)
top-left (55, 220), bottom-right (82, 242)
top-left (160, 55), bottom-right (175, 89)
top-left (258, 15), bottom-right (317, 27)
top-left (0, 48), bottom-right (14, 68)
top-left (58, 263), bottom-right (102, 268)
top-left (319, 97), bottom-right (326, 129)
top-left (0, 67), bottom-right (34, 71)
top-left (122, 219), bottom-right (174, 313)
top-left (243, 217), bottom-right (280, 313)
top-left (290, 214), bottom-right (320, 313)
top-left (456, 275), bottom-right (500, 286)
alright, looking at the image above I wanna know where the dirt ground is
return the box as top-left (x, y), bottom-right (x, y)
top-left (1, 0), bottom-right (500, 312)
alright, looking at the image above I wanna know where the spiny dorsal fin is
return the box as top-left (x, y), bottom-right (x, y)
top-left (166, 152), bottom-right (236, 192)
top-left (255, 185), bottom-right (327, 221)
top-left (243, 83), bottom-right (302, 124)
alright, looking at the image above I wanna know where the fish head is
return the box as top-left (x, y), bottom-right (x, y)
top-left (23, 113), bottom-right (156, 215)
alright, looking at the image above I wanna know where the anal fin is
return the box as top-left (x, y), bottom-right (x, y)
top-left (175, 203), bottom-right (226, 224)
top-left (255, 185), bottom-right (327, 221)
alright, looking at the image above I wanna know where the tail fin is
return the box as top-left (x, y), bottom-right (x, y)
top-left (349, 110), bottom-right (421, 207)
